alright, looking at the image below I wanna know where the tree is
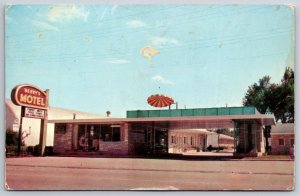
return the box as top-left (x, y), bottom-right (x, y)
top-left (6, 129), bottom-right (20, 146)
top-left (243, 67), bottom-right (294, 123)
top-left (6, 128), bottom-right (29, 147)
top-left (243, 76), bottom-right (272, 114)
top-left (279, 67), bottom-right (294, 122)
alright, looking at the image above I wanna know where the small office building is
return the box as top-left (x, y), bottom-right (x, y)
top-left (49, 106), bottom-right (275, 157)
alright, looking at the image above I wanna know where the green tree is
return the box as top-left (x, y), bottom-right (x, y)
top-left (6, 129), bottom-right (20, 146)
top-left (243, 76), bottom-right (272, 114)
top-left (243, 67), bottom-right (294, 123)
top-left (278, 67), bottom-right (294, 122)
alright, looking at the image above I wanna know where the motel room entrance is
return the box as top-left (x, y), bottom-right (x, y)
top-left (131, 122), bottom-right (169, 155)
top-left (78, 125), bottom-right (99, 151)
top-left (145, 127), bottom-right (168, 155)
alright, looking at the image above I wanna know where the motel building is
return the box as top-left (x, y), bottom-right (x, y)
top-left (270, 123), bottom-right (295, 155)
top-left (49, 106), bottom-right (275, 157)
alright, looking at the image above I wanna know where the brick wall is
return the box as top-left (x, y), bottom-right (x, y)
top-left (95, 123), bottom-right (129, 155)
top-left (100, 141), bottom-right (128, 155)
top-left (128, 128), bottom-right (146, 155)
top-left (121, 123), bottom-right (129, 141)
top-left (271, 134), bottom-right (294, 155)
top-left (53, 123), bottom-right (72, 154)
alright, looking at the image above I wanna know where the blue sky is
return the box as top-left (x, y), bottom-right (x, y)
top-left (5, 5), bottom-right (294, 117)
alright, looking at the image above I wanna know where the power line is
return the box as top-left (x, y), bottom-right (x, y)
top-left (7, 21), bottom-right (293, 59)
top-left (6, 26), bottom-right (292, 63)
top-left (5, 5), bottom-right (191, 39)
top-left (6, 5), bottom-right (264, 45)
top-left (6, 51), bottom-right (287, 76)
top-left (6, 7), bottom-right (284, 64)
top-left (5, 5), bottom-right (223, 45)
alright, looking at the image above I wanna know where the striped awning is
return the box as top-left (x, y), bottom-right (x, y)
top-left (147, 94), bottom-right (174, 108)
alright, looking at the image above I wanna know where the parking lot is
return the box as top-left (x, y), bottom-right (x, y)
top-left (5, 156), bottom-right (295, 190)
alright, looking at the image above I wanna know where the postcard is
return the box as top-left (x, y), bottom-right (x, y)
top-left (5, 4), bottom-right (295, 190)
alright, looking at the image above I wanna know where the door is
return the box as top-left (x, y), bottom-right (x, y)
top-left (154, 128), bottom-right (168, 154)
top-left (247, 124), bottom-right (252, 152)
top-left (78, 124), bottom-right (100, 151)
top-left (144, 127), bottom-right (153, 154)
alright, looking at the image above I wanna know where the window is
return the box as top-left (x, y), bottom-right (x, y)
top-left (55, 124), bottom-right (66, 134)
top-left (191, 137), bottom-right (194, 145)
top-left (291, 139), bottom-right (295, 148)
top-left (171, 136), bottom-right (176, 144)
top-left (100, 125), bottom-right (121, 142)
top-left (184, 137), bottom-right (187, 144)
top-left (279, 139), bottom-right (284, 146)
top-left (112, 127), bottom-right (120, 141)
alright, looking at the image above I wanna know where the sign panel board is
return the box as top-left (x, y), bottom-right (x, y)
top-left (11, 84), bottom-right (48, 109)
top-left (24, 107), bottom-right (45, 119)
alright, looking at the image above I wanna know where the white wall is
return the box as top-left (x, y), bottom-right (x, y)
top-left (206, 134), bottom-right (218, 147)
top-left (18, 118), bottom-right (54, 147)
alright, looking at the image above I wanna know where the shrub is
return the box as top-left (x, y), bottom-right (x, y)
top-left (26, 146), bottom-right (34, 155)
top-left (6, 145), bottom-right (26, 157)
top-left (45, 146), bottom-right (53, 156)
top-left (206, 146), bottom-right (224, 151)
top-left (33, 145), bottom-right (40, 156)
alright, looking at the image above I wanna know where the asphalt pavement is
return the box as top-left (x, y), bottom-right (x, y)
top-left (5, 157), bottom-right (295, 190)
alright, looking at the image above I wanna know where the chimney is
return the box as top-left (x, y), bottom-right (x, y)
top-left (73, 113), bottom-right (76, 119)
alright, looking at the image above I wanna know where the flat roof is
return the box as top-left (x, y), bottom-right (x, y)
top-left (48, 114), bottom-right (275, 127)
top-left (126, 106), bottom-right (259, 118)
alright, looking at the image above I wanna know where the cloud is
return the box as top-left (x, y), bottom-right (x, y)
top-left (105, 59), bottom-right (130, 64)
top-left (99, 7), bottom-right (108, 21)
top-left (150, 37), bottom-right (180, 46)
top-left (111, 5), bottom-right (118, 15)
top-left (126, 20), bottom-right (146, 28)
top-left (152, 75), bottom-right (174, 85)
top-left (30, 19), bottom-right (59, 31)
top-left (48, 5), bottom-right (89, 22)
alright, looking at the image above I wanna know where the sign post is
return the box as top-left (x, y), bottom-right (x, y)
top-left (11, 84), bottom-right (49, 157)
top-left (17, 106), bottom-right (25, 156)
top-left (39, 89), bottom-right (49, 156)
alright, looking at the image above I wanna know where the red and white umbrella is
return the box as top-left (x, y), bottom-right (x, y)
top-left (147, 94), bottom-right (174, 108)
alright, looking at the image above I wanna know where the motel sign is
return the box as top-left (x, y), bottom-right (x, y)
top-left (11, 85), bottom-right (47, 109)
top-left (24, 107), bottom-right (45, 119)
top-left (11, 84), bottom-right (49, 156)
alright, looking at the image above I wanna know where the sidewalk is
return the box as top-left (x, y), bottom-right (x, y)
top-left (182, 151), bottom-right (233, 156)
